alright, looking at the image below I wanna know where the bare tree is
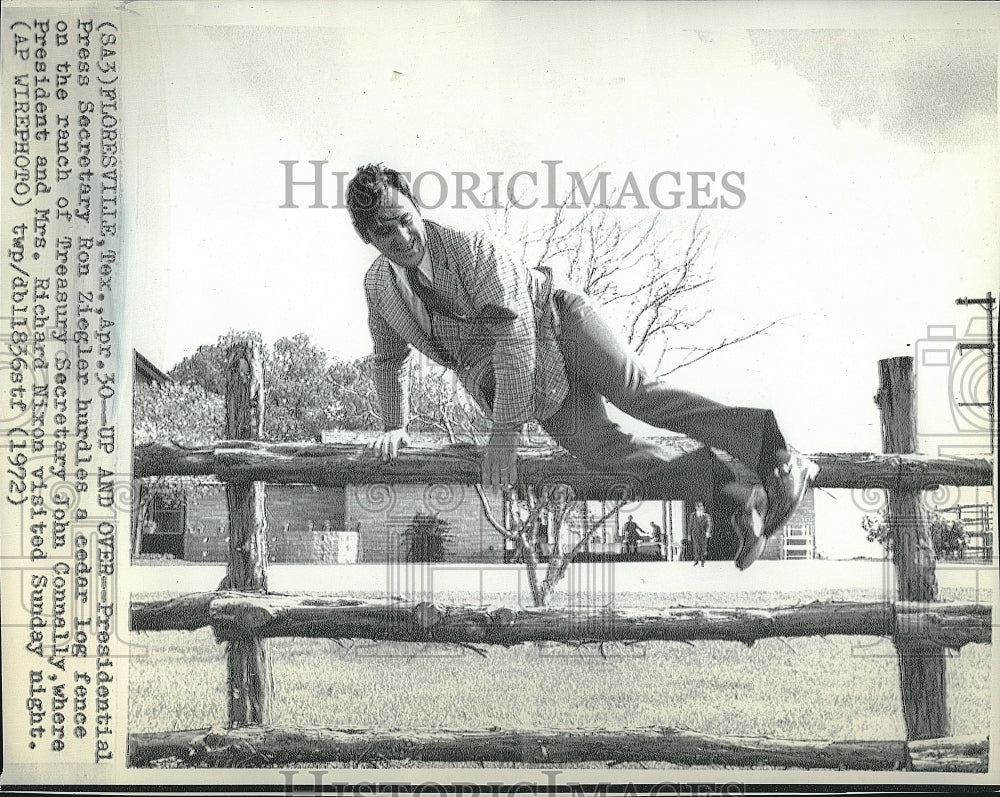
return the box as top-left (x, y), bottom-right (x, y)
top-left (486, 178), bottom-right (784, 375)
top-left (478, 482), bottom-right (627, 607)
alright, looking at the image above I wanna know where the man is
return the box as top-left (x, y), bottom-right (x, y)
top-left (648, 520), bottom-right (665, 560)
top-left (621, 515), bottom-right (644, 557)
top-left (347, 164), bottom-right (818, 570)
top-left (688, 500), bottom-right (713, 567)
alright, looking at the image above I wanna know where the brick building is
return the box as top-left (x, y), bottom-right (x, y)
top-left (153, 483), bottom-right (355, 563)
top-left (760, 487), bottom-right (817, 560)
top-left (144, 480), bottom-right (503, 564)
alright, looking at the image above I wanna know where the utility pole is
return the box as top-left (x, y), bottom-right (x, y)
top-left (955, 291), bottom-right (996, 453)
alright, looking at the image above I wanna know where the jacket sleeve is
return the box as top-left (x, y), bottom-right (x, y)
top-left (365, 272), bottom-right (411, 431)
top-left (469, 232), bottom-right (536, 428)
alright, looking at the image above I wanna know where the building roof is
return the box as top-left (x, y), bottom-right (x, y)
top-left (135, 351), bottom-right (172, 385)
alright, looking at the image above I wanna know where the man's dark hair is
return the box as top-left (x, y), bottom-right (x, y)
top-left (346, 163), bottom-right (418, 244)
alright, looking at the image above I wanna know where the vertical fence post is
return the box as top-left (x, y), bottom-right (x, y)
top-left (876, 356), bottom-right (948, 741)
top-left (224, 342), bottom-right (272, 726)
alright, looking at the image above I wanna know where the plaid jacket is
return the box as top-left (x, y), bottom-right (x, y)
top-left (365, 220), bottom-right (569, 430)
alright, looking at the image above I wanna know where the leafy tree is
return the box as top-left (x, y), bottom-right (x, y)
top-left (134, 381), bottom-right (225, 447)
top-left (863, 508), bottom-right (968, 559)
top-left (267, 333), bottom-right (344, 440)
top-left (168, 330), bottom-right (264, 396)
top-left (132, 381), bottom-right (225, 558)
top-left (168, 331), bottom-right (381, 440)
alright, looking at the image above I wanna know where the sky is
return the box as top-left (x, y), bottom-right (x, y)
top-left (121, 1), bottom-right (999, 558)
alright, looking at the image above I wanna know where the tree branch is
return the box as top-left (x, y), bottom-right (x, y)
top-left (659, 317), bottom-right (788, 376)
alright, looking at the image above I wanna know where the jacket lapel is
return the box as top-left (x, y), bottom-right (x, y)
top-left (426, 222), bottom-right (476, 333)
top-left (426, 223), bottom-right (460, 300)
top-left (374, 258), bottom-right (448, 364)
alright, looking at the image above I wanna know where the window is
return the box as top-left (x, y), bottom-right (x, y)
top-left (142, 493), bottom-right (187, 558)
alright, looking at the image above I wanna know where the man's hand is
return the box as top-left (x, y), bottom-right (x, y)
top-left (483, 425), bottom-right (521, 487)
top-left (369, 428), bottom-right (411, 461)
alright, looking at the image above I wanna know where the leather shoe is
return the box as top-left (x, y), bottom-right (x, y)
top-left (761, 450), bottom-right (820, 537)
top-left (724, 483), bottom-right (767, 570)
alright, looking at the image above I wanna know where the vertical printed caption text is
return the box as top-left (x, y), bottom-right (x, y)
top-left (6, 12), bottom-right (121, 764)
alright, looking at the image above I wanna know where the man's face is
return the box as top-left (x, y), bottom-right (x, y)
top-left (368, 189), bottom-right (426, 269)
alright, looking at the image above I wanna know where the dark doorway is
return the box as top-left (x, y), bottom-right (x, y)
top-left (142, 493), bottom-right (186, 558)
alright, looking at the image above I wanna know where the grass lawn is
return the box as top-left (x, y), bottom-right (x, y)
top-left (129, 585), bottom-right (992, 768)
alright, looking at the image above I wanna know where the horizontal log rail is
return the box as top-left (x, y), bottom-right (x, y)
top-left (133, 441), bottom-right (993, 495)
top-left (126, 725), bottom-right (988, 771)
top-left (130, 593), bottom-right (991, 649)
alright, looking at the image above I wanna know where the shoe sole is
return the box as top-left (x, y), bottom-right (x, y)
top-left (762, 455), bottom-right (820, 537)
top-left (734, 532), bottom-right (769, 571)
top-left (730, 485), bottom-right (767, 570)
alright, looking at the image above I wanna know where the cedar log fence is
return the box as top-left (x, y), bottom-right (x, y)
top-left (128, 345), bottom-right (995, 771)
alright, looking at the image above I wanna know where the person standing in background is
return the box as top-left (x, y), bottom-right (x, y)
top-left (649, 519), bottom-right (665, 559)
top-left (688, 501), bottom-right (712, 567)
top-left (622, 515), bottom-right (644, 557)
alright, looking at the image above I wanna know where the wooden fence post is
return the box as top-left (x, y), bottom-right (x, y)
top-left (876, 356), bottom-right (948, 741)
top-left (224, 342), bottom-right (272, 726)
